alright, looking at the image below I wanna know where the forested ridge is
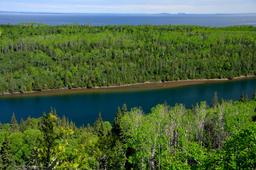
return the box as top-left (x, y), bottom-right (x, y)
top-left (0, 97), bottom-right (256, 169)
top-left (0, 25), bottom-right (256, 94)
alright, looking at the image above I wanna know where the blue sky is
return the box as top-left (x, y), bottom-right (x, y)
top-left (0, 0), bottom-right (255, 14)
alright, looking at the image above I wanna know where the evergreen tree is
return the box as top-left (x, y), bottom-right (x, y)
top-left (0, 138), bottom-right (13, 170)
top-left (39, 113), bottom-right (58, 169)
top-left (28, 148), bottom-right (40, 169)
top-left (19, 118), bottom-right (25, 131)
top-left (112, 104), bottom-right (127, 138)
top-left (95, 113), bottom-right (105, 137)
top-left (10, 113), bottom-right (19, 131)
top-left (212, 91), bottom-right (219, 107)
top-left (0, 25), bottom-right (255, 94)
top-left (240, 92), bottom-right (248, 102)
top-left (60, 115), bottom-right (67, 127)
top-left (94, 113), bottom-right (111, 169)
top-left (223, 125), bottom-right (256, 169)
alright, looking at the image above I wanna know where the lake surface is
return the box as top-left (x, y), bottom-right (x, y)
top-left (0, 12), bottom-right (256, 26)
top-left (0, 79), bottom-right (256, 126)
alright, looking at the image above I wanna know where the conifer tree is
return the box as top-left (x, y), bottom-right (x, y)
top-left (95, 113), bottom-right (105, 136)
top-left (39, 113), bottom-right (58, 169)
top-left (10, 113), bottom-right (19, 131)
top-left (0, 138), bottom-right (13, 170)
top-left (212, 92), bottom-right (219, 107)
top-left (113, 104), bottom-right (127, 138)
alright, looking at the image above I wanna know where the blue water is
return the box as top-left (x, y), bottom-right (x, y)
top-left (0, 79), bottom-right (255, 126)
top-left (0, 12), bottom-right (256, 26)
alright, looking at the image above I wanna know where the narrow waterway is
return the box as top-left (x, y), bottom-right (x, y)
top-left (0, 78), bottom-right (255, 126)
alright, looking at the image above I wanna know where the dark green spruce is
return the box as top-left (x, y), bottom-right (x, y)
top-left (0, 25), bottom-right (255, 94)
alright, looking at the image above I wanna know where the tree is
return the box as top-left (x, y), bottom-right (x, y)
top-left (0, 25), bottom-right (255, 93)
top-left (39, 113), bottom-right (59, 169)
top-left (10, 113), bottom-right (19, 131)
top-left (223, 125), bottom-right (256, 169)
top-left (203, 112), bottom-right (227, 149)
top-left (212, 91), bottom-right (219, 107)
top-left (94, 113), bottom-right (113, 169)
top-left (112, 104), bottom-right (127, 139)
top-left (0, 96), bottom-right (255, 169)
top-left (0, 138), bottom-right (13, 169)
top-left (108, 140), bottom-right (126, 170)
top-left (240, 92), bottom-right (248, 102)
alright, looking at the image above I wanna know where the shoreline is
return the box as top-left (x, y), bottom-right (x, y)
top-left (0, 75), bottom-right (255, 98)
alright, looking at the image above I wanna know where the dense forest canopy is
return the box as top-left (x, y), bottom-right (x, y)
top-left (0, 98), bottom-right (256, 169)
top-left (0, 25), bottom-right (255, 94)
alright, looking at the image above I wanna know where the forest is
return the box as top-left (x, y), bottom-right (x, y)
top-left (0, 96), bottom-right (256, 169)
top-left (0, 25), bottom-right (256, 94)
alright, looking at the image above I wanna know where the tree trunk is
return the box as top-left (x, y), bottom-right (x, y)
top-left (149, 145), bottom-right (156, 170)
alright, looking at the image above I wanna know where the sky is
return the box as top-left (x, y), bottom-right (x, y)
top-left (0, 0), bottom-right (256, 14)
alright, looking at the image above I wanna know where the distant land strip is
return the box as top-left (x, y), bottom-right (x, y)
top-left (1, 75), bottom-right (255, 98)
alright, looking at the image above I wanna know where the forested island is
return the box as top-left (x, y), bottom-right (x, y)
top-left (0, 25), bottom-right (256, 95)
top-left (0, 97), bottom-right (256, 169)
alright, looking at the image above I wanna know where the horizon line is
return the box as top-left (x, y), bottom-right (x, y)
top-left (1, 10), bottom-right (256, 15)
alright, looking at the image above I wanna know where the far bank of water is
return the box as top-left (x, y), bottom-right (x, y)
top-left (1, 13), bottom-right (256, 26)
top-left (0, 78), bottom-right (255, 126)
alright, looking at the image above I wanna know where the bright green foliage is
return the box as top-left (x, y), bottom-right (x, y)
top-left (37, 113), bottom-right (76, 169)
top-left (38, 113), bottom-right (60, 168)
top-left (0, 100), bottom-right (255, 169)
top-left (223, 125), bottom-right (256, 169)
top-left (0, 25), bottom-right (256, 94)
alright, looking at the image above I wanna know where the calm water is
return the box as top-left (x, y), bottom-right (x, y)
top-left (0, 79), bottom-right (256, 126)
top-left (0, 12), bottom-right (256, 26)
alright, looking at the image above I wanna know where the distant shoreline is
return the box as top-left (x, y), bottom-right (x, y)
top-left (1, 75), bottom-right (255, 98)
top-left (1, 11), bottom-right (256, 15)
top-left (1, 13), bottom-right (255, 26)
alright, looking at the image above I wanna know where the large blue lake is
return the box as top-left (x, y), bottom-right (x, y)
top-left (0, 79), bottom-right (255, 126)
top-left (0, 12), bottom-right (256, 26)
